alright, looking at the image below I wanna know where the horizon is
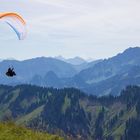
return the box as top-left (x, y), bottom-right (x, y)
top-left (0, 46), bottom-right (139, 61)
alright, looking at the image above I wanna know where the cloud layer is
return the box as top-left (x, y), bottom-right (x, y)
top-left (0, 0), bottom-right (140, 60)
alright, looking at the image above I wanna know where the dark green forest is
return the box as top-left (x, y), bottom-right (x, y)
top-left (0, 85), bottom-right (140, 140)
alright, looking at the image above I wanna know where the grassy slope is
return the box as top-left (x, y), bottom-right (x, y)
top-left (0, 122), bottom-right (63, 140)
top-left (16, 105), bottom-right (44, 125)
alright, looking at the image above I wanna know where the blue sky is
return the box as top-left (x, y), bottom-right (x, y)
top-left (0, 0), bottom-right (140, 60)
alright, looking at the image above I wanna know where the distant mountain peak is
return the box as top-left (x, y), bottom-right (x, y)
top-left (67, 57), bottom-right (86, 65)
top-left (55, 56), bottom-right (86, 65)
top-left (107, 46), bottom-right (140, 63)
top-left (55, 55), bottom-right (65, 61)
top-left (122, 46), bottom-right (140, 55)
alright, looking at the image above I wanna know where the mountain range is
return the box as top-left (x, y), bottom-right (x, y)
top-left (0, 47), bottom-right (140, 96)
top-left (26, 47), bottom-right (140, 96)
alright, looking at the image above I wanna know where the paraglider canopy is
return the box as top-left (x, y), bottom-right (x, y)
top-left (0, 12), bottom-right (26, 77)
top-left (0, 12), bottom-right (26, 40)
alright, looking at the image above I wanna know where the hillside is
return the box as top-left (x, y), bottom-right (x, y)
top-left (84, 65), bottom-right (140, 95)
top-left (0, 85), bottom-right (140, 140)
top-left (0, 122), bottom-right (63, 140)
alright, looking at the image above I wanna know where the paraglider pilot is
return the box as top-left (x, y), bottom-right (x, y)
top-left (6, 67), bottom-right (16, 77)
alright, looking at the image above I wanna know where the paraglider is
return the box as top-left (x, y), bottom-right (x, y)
top-left (0, 12), bottom-right (26, 40)
top-left (0, 12), bottom-right (26, 77)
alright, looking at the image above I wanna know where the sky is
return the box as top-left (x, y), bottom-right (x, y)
top-left (0, 0), bottom-right (140, 60)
